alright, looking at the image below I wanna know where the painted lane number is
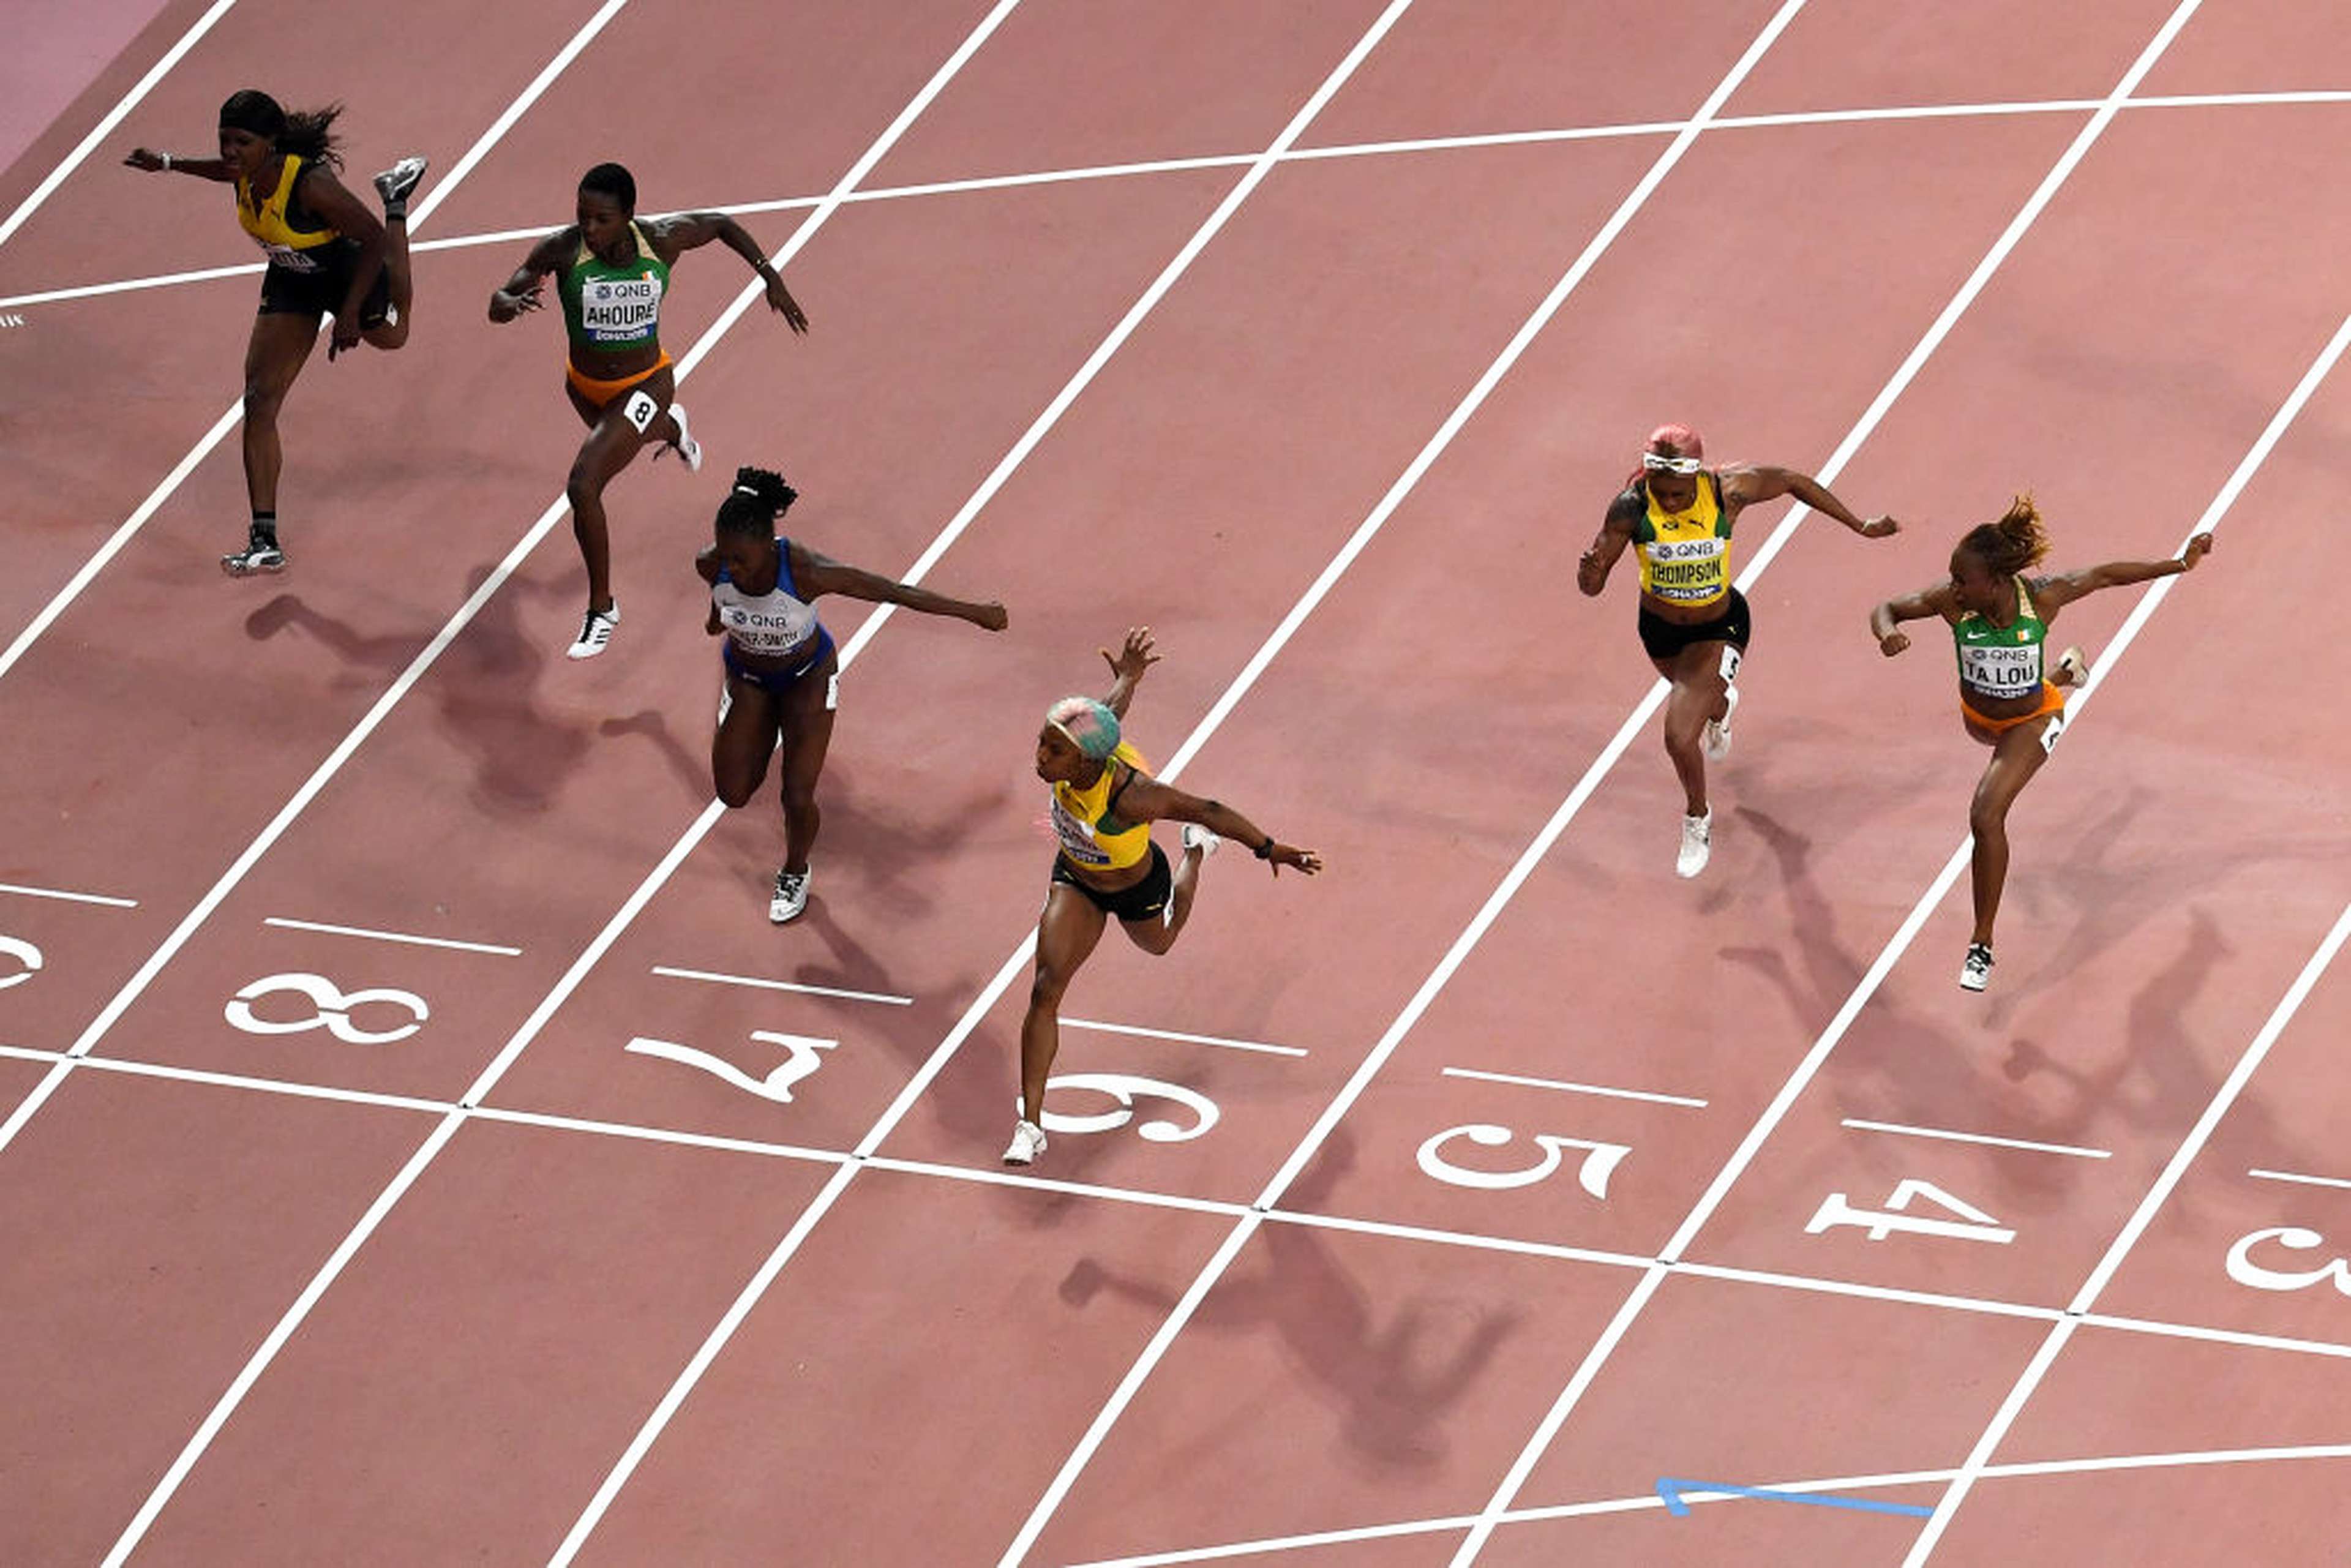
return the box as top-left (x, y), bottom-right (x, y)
top-left (2226, 1227), bottom-right (2351, 1297)
top-left (1807, 1178), bottom-right (2015, 1245)
top-left (223, 972), bottom-right (429, 1044)
top-left (1416, 1123), bottom-right (1630, 1198)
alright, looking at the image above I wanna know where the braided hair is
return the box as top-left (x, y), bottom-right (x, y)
top-left (1956, 495), bottom-right (2050, 577)
top-left (219, 90), bottom-right (345, 170)
top-left (715, 467), bottom-right (800, 539)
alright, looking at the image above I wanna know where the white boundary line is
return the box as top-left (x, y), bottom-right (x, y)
top-left (0, 0), bottom-right (636, 692)
top-left (6, 1032), bottom-right (2349, 1370)
top-left (15, 89), bottom-right (2351, 312)
top-left (0, 880), bottom-right (138, 908)
top-left (0, 0), bottom-right (241, 251)
top-left (1062, 1017), bottom-right (1307, 1057)
top-left (1906, 888), bottom-right (2351, 1563)
top-left (84, 6), bottom-right (1033, 1558)
top-left (1450, 7), bottom-right (2224, 1558)
top-left (1444, 1066), bottom-right (1707, 1108)
top-left (1840, 1117), bottom-right (2110, 1160)
top-left (1063, 1442), bottom-right (2351, 1567)
top-left (2246, 1167), bottom-right (2351, 1192)
top-left (260, 916), bottom-right (521, 956)
top-left (649, 964), bottom-right (913, 1007)
top-left (994, 2), bottom-right (1823, 1559)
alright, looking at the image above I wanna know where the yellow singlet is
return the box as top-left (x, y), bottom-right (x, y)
top-left (234, 154), bottom-right (341, 272)
top-left (1049, 741), bottom-right (1153, 871)
top-left (1632, 471), bottom-right (1733, 609)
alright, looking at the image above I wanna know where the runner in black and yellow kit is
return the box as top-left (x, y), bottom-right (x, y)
top-left (126, 91), bottom-right (427, 574)
top-left (1578, 424), bottom-right (1899, 877)
top-left (1870, 498), bottom-right (2214, 991)
top-left (1007, 629), bottom-right (1321, 1167)
top-left (489, 163), bottom-right (809, 659)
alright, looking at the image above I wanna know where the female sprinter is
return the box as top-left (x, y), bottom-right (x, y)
top-left (1578, 423), bottom-right (1899, 877)
top-left (1870, 498), bottom-right (2214, 991)
top-left (490, 163), bottom-right (810, 659)
top-left (126, 91), bottom-right (426, 574)
top-left (700, 467), bottom-right (1006, 923)
top-left (1007, 628), bottom-right (1321, 1166)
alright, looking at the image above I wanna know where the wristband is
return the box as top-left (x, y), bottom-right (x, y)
top-left (161, 154), bottom-right (173, 171)
top-left (1254, 836), bottom-right (1275, 860)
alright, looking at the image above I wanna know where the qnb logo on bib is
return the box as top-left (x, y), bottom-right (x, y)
top-left (583, 276), bottom-right (662, 336)
top-left (1648, 538), bottom-right (1723, 563)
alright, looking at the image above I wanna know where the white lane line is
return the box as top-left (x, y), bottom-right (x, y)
top-left (997, 4), bottom-right (1819, 1559)
top-left (1840, 1117), bottom-right (2110, 1160)
top-left (4, 1031), bottom-right (2345, 1375)
top-left (0, 0), bottom-right (241, 251)
top-left (1908, 887), bottom-right (2351, 1564)
top-left (1065, 1442), bottom-right (2351, 1567)
top-left (2247, 1167), bottom-right (2351, 1192)
top-left (1444, 1066), bottom-right (1707, 1108)
top-left (0, 0), bottom-right (636, 694)
top-left (2077, 1310), bottom-right (2351, 1363)
top-left (650, 964), bottom-right (913, 1007)
top-left (1062, 1017), bottom-right (1307, 1057)
top-left (0, 880), bottom-right (138, 908)
top-left (14, 89), bottom-right (2349, 311)
top-left (84, 5), bottom-right (1031, 1557)
top-left (261, 916), bottom-right (522, 956)
top-left (1452, 7), bottom-right (2223, 1558)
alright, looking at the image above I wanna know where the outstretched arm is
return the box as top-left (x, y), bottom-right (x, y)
top-left (1115, 775), bottom-right (1322, 876)
top-left (489, 230), bottom-right (569, 323)
top-left (2033, 533), bottom-right (2214, 614)
top-left (1577, 495), bottom-right (1640, 596)
top-left (1869, 582), bottom-right (1957, 656)
top-left (652, 211), bottom-right (809, 332)
top-left (1096, 626), bottom-right (1157, 718)
top-left (1722, 464), bottom-right (1899, 538)
top-left (790, 544), bottom-right (1008, 630)
top-left (122, 148), bottom-right (236, 181)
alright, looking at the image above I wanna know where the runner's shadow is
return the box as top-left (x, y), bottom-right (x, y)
top-left (1999, 908), bottom-right (2284, 1174)
top-left (1056, 1134), bottom-right (1521, 1472)
top-left (244, 574), bottom-right (602, 817)
top-left (1720, 805), bottom-right (2090, 1217)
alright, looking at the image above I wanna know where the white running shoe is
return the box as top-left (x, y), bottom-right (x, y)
top-left (1676, 809), bottom-right (1712, 879)
top-left (1703, 684), bottom-right (1740, 762)
top-left (1180, 823), bottom-right (1221, 857)
top-left (566, 602), bottom-right (619, 659)
top-left (1960, 942), bottom-right (1994, 992)
top-left (769, 866), bottom-right (810, 924)
top-left (659, 401), bottom-right (703, 472)
top-left (1002, 1119), bottom-right (1047, 1166)
top-left (220, 536), bottom-right (285, 576)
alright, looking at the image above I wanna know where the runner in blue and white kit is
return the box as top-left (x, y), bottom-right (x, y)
top-left (697, 467), bottom-right (1008, 923)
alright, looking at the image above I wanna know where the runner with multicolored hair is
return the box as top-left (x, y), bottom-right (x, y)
top-left (1578, 422), bottom-right (1900, 877)
top-left (1007, 628), bottom-right (1322, 1167)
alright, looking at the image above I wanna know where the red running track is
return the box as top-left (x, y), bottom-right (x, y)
top-left (2, 0), bottom-right (2349, 1563)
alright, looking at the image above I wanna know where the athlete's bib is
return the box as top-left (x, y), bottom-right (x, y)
top-left (1954, 577), bottom-right (2049, 700)
top-left (1632, 472), bottom-right (1733, 607)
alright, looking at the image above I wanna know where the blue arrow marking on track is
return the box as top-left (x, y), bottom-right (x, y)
top-left (1656, 1478), bottom-right (1934, 1519)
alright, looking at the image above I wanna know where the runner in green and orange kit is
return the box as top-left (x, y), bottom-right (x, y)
top-left (488, 162), bottom-right (809, 658)
top-left (1870, 496), bottom-right (2215, 991)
